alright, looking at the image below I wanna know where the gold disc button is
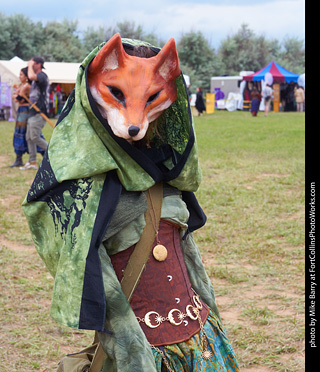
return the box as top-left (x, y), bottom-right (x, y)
top-left (153, 244), bottom-right (168, 261)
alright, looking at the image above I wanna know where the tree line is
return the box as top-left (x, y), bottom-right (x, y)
top-left (0, 14), bottom-right (305, 92)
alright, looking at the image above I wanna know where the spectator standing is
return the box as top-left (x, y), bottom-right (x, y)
top-left (195, 87), bottom-right (206, 116)
top-left (294, 86), bottom-right (305, 112)
top-left (20, 56), bottom-right (49, 170)
top-left (250, 87), bottom-right (261, 117)
top-left (262, 84), bottom-right (273, 116)
top-left (10, 67), bottom-right (31, 167)
top-left (48, 88), bottom-right (55, 118)
top-left (55, 84), bottom-right (63, 115)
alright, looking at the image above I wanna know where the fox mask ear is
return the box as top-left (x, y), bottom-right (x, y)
top-left (154, 38), bottom-right (181, 82)
top-left (89, 33), bottom-right (127, 73)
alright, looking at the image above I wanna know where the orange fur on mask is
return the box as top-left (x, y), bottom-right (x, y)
top-left (88, 33), bottom-right (181, 142)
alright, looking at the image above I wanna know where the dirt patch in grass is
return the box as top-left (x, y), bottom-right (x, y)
top-left (0, 236), bottom-right (33, 252)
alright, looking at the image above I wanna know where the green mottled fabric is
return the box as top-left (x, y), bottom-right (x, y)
top-left (22, 37), bottom-right (202, 330)
top-left (23, 174), bottom-right (107, 327)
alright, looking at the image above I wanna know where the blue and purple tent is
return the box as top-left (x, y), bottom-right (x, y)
top-left (243, 61), bottom-right (299, 83)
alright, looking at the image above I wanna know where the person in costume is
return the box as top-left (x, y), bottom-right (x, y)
top-left (11, 67), bottom-right (45, 167)
top-left (22, 34), bottom-right (240, 372)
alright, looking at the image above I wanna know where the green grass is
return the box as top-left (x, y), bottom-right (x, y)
top-left (193, 111), bottom-right (305, 371)
top-left (0, 110), bottom-right (305, 371)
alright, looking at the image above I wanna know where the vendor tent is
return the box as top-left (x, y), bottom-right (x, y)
top-left (243, 61), bottom-right (299, 83)
top-left (0, 58), bottom-right (81, 119)
top-left (0, 58), bottom-right (80, 90)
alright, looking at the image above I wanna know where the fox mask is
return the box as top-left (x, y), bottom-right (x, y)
top-left (88, 33), bottom-right (181, 142)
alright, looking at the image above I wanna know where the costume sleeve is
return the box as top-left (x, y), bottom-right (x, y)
top-left (98, 244), bottom-right (157, 372)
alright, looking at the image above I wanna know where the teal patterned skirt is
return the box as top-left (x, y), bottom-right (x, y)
top-left (152, 310), bottom-right (240, 371)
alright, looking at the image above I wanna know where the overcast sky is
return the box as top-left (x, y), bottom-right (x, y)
top-left (1, 0), bottom-right (305, 47)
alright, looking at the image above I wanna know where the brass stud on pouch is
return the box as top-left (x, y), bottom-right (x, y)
top-left (152, 244), bottom-right (168, 261)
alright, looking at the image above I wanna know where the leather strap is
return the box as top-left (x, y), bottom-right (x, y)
top-left (121, 182), bottom-right (163, 301)
top-left (89, 182), bottom-right (163, 372)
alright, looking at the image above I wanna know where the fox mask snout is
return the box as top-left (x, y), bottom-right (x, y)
top-left (88, 33), bottom-right (181, 142)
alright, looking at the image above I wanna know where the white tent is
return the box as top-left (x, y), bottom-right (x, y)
top-left (0, 58), bottom-right (80, 119)
top-left (0, 58), bottom-right (80, 86)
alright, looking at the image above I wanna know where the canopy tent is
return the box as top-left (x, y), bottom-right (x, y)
top-left (0, 58), bottom-right (81, 119)
top-left (0, 58), bottom-right (80, 86)
top-left (243, 61), bottom-right (299, 83)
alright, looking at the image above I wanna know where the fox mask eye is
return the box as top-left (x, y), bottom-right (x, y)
top-left (146, 90), bottom-right (162, 106)
top-left (107, 85), bottom-right (162, 108)
top-left (107, 86), bottom-right (125, 105)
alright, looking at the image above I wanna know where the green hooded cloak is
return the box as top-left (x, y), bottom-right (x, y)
top-left (21, 38), bottom-right (211, 331)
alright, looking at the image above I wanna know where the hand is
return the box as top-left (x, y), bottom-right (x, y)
top-left (27, 60), bottom-right (38, 79)
top-left (28, 60), bottom-right (35, 69)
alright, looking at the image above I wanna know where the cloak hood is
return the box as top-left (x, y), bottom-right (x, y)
top-left (22, 37), bottom-right (204, 330)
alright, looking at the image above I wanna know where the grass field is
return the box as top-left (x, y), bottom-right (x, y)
top-left (0, 110), bottom-right (305, 371)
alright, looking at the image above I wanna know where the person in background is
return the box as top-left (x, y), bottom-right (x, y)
top-left (294, 85), bottom-right (305, 112)
top-left (284, 82), bottom-right (295, 112)
top-left (195, 87), bottom-right (206, 116)
top-left (262, 83), bottom-right (273, 117)
top-left (250, 87), bottom-right (261, 117)
top-left (48, 88), bottom-right (55, 118)
top-left (11, 67), bottom-right (47, 168)
top-left (55, 84), bottom-right (63, 116)
top-left (20, 56), bottom-right (49, 170)
top-left (10, 67), bottom-right (31, 167)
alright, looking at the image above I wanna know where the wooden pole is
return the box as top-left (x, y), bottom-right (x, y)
top-left (20, 94), bottom-right (55, 128)
top-left (273, 83), bottom-right (280, 113)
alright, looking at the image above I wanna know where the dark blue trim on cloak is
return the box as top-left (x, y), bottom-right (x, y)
top-left (27, 151), bottom-right (60, 203)
top-left (79, 170), bottom-right (122, 330)
top-left (26, 151), bottom-right (123, 331)
top-left (181, 191), bottom-right (207, 237)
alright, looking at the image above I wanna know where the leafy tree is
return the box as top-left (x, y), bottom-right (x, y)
top-left (278, 37), bottom-right (305, 74)
top-left (39, 19), bottom-right (84, 62)
top-left (115, 21), bottom-right (144, 40)
top-left (177, 31), bottom-right (224, 92)
top-left (0, 14), bottom-right (305, 81)
top-left (0, 13), bottom-right (43, 60)
top-left (0, 12), bottom-right (11, 60)
top-left (218, 24), bottom-right (280, 75)
top-left (105, 21), bottom-right (164, 47)
top-left (81, 26), bottom-right (111, 56)
top-left (218, 24), bottom-right (304, 75)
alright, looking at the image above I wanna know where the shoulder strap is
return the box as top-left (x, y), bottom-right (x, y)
top-left (89, 182), bottom-right (163, 372)
top-left (121, 182), bottom-right (163, 301)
